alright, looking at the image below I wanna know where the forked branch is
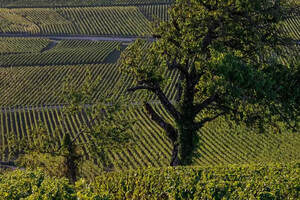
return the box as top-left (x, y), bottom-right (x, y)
top-left (194, 95), bottom-right (217, 114)
top-left (144, 102), bottom-right (178, 143)
top-left (128, 84), bottom-right (181, 121)
top-left (195, 111), bottom-right (226, 129)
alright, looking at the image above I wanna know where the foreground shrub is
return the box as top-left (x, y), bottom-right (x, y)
top-left (1, 162), bottom-right (299, 199)
top-left (0, 170), bottom-right (76, 199)
top-left (82, 162), bottom-right (300, 200)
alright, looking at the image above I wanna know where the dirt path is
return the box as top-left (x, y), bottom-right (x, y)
top-left (0, 100), bottom-right (177, 113)
top-left (0, 33), bottom-right (155, 42)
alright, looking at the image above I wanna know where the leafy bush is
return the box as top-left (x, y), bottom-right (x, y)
top-left (82, 162), bottom-right (300, 200)
top-left (1, 162), bottom-right (299, 199)
top-left (0, 170), bottom-right (76, 199)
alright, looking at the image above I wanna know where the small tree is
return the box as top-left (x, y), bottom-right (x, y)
top-left (4, 124), bottom-right (72, 179)
top-left (120, 0), bottom-right (300, 166)
top-left (60, 70), bottom-right (133, 171)
top-left (2, 69), bottom-right (133, 182)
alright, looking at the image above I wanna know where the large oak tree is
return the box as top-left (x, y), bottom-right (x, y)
top-left (120, 0), bottom-right (300, 166)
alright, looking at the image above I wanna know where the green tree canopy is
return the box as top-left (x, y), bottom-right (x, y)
top-left (120, 0), bottom-right (300, 166)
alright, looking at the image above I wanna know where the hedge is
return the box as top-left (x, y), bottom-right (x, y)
top-left (1, 161), bottom-right (299, 199)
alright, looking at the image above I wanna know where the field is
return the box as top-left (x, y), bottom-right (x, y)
top-left (1, 104), bottom-right (300, 178)
top-left (0, 39), bottom-right (121, 67)
top-left (0, 0), bottom-right (172, 8)
top-left (0, 0), bottom-right (299, 179)
top-left (0, 5), bottom-right (170, 36)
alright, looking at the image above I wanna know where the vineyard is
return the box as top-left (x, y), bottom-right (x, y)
top-left (0, 38), bottom-right (49, 54)
top-left (0, 64), bottom-right (123, 106)
top-left (282, 15), bottom-right (300, 40)
top-left (138, 4), bottom-right (170, 21)
top-left (0, 40), bottom-right (121, 67)
top-left (0, 0), bottom-right (173, 8)
top-left (0, 0), bottom-right (299, 180)
top-left (1, 5), bottom-right (299, 37)
top-left (0, 5), bottom-right (169, 36)
top-left (0, 62), bottom-right (179, 106)
top-left (0, 104), bottom-right (300, 178)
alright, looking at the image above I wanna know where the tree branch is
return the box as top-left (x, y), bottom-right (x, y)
top-left (153, 87), bottom-right (181, 121)
top-left (176, 72), bottom-right (184, 102)
top-left (198, 0), bottom-right (216, 11)
top-left (200, 23), bottom-right (218, 55)
top-left (194, 95), bottom-right (217, 115)
top-left (167, 59), bottom-right (189, 79)
top-left (127, 84), bottom-right (181, 121)
top-left (195, 112), bottom-right (226, 129)
top-left (191, 71), bottom-right (205, 88)
top-left (144, 103), bottom-right (177, 143)
top-left (272, 105), bottom-right (297, 131)
top-left (127, 85), bottom-right (155, 92)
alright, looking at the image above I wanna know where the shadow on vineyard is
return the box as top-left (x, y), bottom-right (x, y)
top-left (103, 44), bottom-right (128, 63)
top-left (40, 40), bottom-right (59, 53)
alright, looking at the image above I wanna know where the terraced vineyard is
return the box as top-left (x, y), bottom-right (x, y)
top-left (2, 4), bottom-right (299, 38)
top-left (57, 7), bottom-right (152, 36)
top-left (0, 5), bottom-right (169, 36)
top-left (0, 64), bottom-right (123, 106)
top-left (1, 104), bottom-right (300, 178)
top-left (0, 40), bottom-right (121, 67)
top-left (138, 4), bottom-right (169, 21)
top-left (0, 0), bottom-right (172, 8)
top-left (0, 63), bottom-right (179, 106)
top-left (0, 38), bottom-right (49, 54)
top-left (282, 15), bottom-right (300, 41)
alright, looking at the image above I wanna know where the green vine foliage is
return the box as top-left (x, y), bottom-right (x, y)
top-left (0, 169), bottom-right (76, 200)
top-left (0, 161), bottom-right (299, 199)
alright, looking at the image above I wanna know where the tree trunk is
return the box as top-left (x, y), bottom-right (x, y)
top-left (170, 143), bottom-right (180, 166)
top-left (66, 155), bottom-right (77, 184)
top-left (177, 118), bottom-right (198, 166)
top-left (169, 122), bottom-right (197, 166)
top-left (62, 134), bottom-right (79, 184)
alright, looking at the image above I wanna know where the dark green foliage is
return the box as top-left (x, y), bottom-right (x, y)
top-left (3, 124), bottom-right (82, 180)
top-left (121, 0), bottom-right (300, 165)
top-left (61, 134), bottom-right (81, 184)
top-left (0, 170), bottom-right (76, 199)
